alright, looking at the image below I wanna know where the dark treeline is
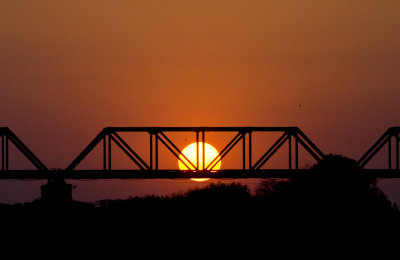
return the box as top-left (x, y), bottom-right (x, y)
top-left (1, 154), bottom-right (400, 258)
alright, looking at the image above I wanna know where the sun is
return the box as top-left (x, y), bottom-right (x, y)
top-left (178, 142), bottom-right (221, 170)
top-left (178, 142), bottom-right (221, 181)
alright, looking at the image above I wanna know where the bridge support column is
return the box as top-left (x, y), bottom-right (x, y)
top-left (40, 179), bottom-right (73, 204)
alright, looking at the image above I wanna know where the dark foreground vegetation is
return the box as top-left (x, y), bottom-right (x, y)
top-left (1, 155), bottom-right (400, 258)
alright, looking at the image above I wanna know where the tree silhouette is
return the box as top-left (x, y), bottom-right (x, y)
top-left (0, 171), bottom-right (399, 258)
top-left (256, 154), bottom-right (399, 224)
top-left (311, 153), bottom-right (358, 170)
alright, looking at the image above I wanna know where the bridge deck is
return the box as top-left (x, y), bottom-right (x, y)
top-left (0, 169), bottom-right (399, 180)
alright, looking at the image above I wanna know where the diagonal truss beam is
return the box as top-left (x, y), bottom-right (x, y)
top-left (111, 132), bottom-right (150, 170)
top-left (206, 132), bottom-right (243, 170)
top-left (66, 130), bottom-right (106, 170)
top-left (1, 127), bottom-right (47, 171)
top-left (157, 132), bottom-right (197, 170)
top-left (109, 134), bottom-right (147, 170)
top-left (296, 129), bottom-right (324, 161)
top-left (357, 127), bottom-right (400, 169)
top-left (252, 133), bottom-right (288, 170)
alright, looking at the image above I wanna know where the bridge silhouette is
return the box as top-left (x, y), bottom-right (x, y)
top-left (0, 126), bottom-right (399, 179)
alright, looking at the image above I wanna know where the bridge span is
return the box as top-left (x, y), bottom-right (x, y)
top-left (1, 126), bottom-right (399, 179)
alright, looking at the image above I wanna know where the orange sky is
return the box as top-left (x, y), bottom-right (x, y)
top-left (1, 1), bottom-right (400, 170)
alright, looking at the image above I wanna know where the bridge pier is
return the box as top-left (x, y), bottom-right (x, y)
top-left (40, 179), bottom-right (73, 204)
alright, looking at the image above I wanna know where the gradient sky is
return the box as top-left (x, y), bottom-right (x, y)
top-left (1, 1), bottom-right (400, 201)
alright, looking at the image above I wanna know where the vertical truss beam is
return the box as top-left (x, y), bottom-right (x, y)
top-left (248, 131), bottom-right (252, 170)
top-left (103, 134), bottom-right (107, 171)
top-left (155, 134), bottom-right (159, 170)
top-left (396, 134), bottom-right (399, 170)
top-left (295, 132), bottom-right (299, 169)
top-left (243, 132), bottom-right (246, 170)
top-left (1, 133), bottom-right (5, 171)
top-left (108, 134), bottom-right (112, 171)
top-left (202, 131), bottom-right (205, 170)
top-left (389, 136), bottom-right (392, 170)
top-left (196, 131), bottom-right (199, 169)
top-left (288, 134), bottom-right (292, 170)
top-left (149, 134), bottom-right (153, 170)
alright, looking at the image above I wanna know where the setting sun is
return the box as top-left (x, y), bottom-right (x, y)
top-left (178, 142), bottom-right (222, 171)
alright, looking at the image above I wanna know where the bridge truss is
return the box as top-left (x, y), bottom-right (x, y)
top-left (66, 127), bottom-right (324, 172)
top-left (357, 127), bottom-right (400, 170)
top-left (1, 126), bottom-right (399, 179)
top-left (0, 127), bottom-right (47, 171)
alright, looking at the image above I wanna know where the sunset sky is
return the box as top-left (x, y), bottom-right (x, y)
top-left (1, 1), bottom-right (400, 201)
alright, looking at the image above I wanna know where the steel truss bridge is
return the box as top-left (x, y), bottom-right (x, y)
top-left (1, 126), bottom-right (399, 179)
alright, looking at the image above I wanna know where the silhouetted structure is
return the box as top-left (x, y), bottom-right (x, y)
top-left (66, 127), bottom-right (324, 172)
top-left (0, 127), bottom-right (47, 170)
top-left (358, 127), bottom-right (400, 169)
top-left (40, 179), bottom-right (73, 203)
top-left (1, 126), bottom-right (400, 180)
